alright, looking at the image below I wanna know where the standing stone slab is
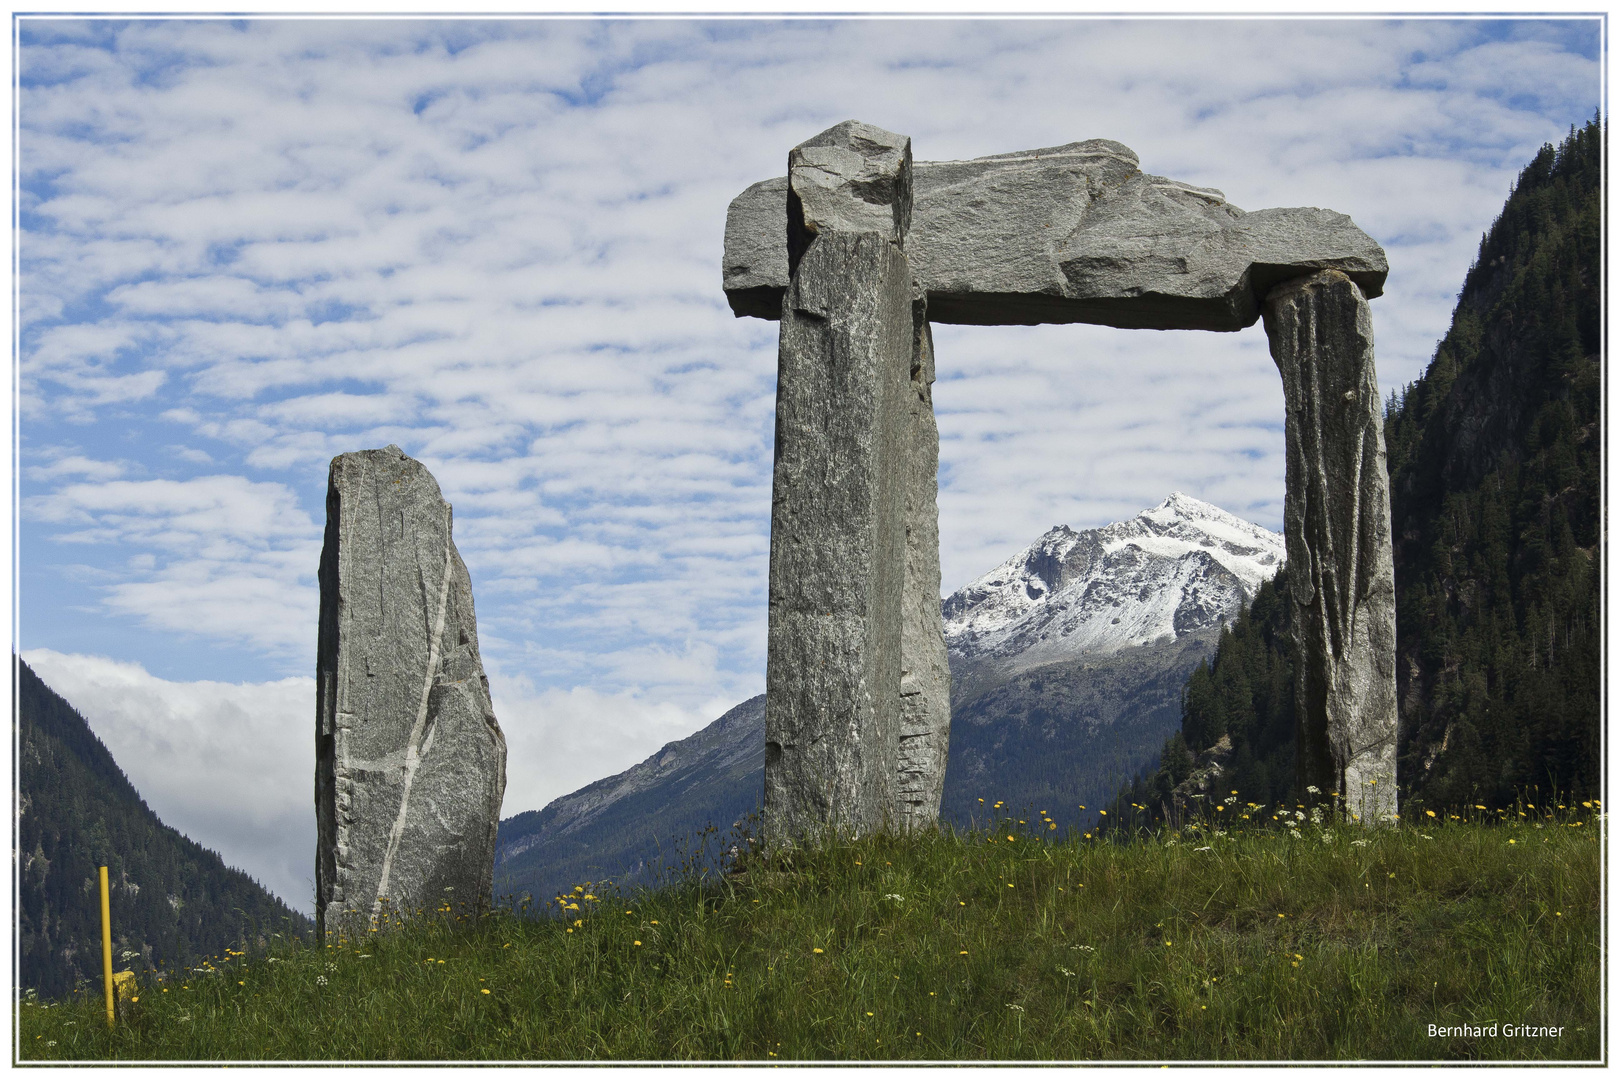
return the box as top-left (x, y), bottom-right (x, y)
top-left (1262, 271), bottom-right (1398, 824)
top-left (896, 290), bottom-right (951, 829)
top-left (315, 445), bottom-right (507, 937)
top-left (764, 122), bottom-right (917, 844)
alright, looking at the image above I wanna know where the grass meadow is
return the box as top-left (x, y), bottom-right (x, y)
top-left (17, 800), bottom-right (1602, 1063)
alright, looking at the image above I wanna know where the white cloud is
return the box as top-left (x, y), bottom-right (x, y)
top-left (23, 449), bottom-right (127, 482)
top-left (25, 474), bottom-right (322, 661)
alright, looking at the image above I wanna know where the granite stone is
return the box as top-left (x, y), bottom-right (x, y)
top-left (1262, 271), bottom-right (1399, 824)
top-left (315, 446), bottom-right (507, 937)
top-left (895, 285), bottom-right (951, 829)
top-left (763, 123), bottom-right (916, 844)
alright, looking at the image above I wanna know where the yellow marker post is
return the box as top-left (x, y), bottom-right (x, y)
top-left (99, 866), bottom-right (114, 1028)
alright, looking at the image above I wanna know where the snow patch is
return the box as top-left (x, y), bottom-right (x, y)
top-left (943, 493), bottom-right (1284, 666)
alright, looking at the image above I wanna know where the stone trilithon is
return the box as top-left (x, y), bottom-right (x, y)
top-left (727, 121), bottom-right (1399, 841)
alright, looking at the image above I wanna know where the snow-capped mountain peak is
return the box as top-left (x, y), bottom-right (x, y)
top-left (943, 493), bottom-right (1284, 671)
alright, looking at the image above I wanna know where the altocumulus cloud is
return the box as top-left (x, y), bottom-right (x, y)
top-left (18, 19), bottom-right (1600, 857)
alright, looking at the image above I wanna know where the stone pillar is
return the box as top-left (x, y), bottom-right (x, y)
top-left (763, 121), bottom-right (916, 844)
top-left (1262, 270), bottom-right (1398, 825)
top-left (895, 287), bottom-right (952, 829)
top-left (315, 445), bottom-right (507, 938)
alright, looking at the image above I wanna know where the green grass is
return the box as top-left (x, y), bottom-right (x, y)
top-left (18, 805), bottom-right (1601, 1063)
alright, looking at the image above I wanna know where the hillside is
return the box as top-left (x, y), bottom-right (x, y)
top-left (17, 659), bottom-right (310, 998)
top-left (21, 812), bottom-right (1600, 1062)
top-left (1115, 118), bottom-right (1601, 818)
top-left (942, 631), bottom-right (1218, 831)
top-left (494, 696), bottom-right (765, 905)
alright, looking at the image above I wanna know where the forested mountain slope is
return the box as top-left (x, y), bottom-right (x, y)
top-left (1383, 119), bottom-right (1600, 806)
top-left (18, 659), bottom-right (309, 999)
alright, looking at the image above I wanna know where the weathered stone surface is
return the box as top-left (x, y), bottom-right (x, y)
top-left (763, 122), bottom-right (915, 844)
top-left (1262, 271), bottom-right (1398, 824)
top-left (315, 445), bottom-right (507, 937)
top-left (895, 287), bottom-right (951, 829)
top-left (724, 139), bottom-right (1387, 332)
top-left (786, 120), bottom-right (912, 274)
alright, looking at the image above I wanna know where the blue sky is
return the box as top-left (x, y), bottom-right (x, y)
top-left (14, 16), bottom-right (1603, 910)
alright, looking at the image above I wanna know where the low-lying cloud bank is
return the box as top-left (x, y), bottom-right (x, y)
top-left (22, 649), bottom-right (731, 915)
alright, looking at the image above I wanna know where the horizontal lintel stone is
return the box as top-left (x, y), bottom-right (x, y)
top-left (724, 138), bottom-right (1387, 333)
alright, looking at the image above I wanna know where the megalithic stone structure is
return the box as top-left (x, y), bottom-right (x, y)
top-left (315, 445), bottom-right (507, 938)
top-left (762, 121), bottom-right (936, 843)
top-left (1262, 272), bottom-right (1399, 824)
top-left (729, 126), bottom-right (1398, 828)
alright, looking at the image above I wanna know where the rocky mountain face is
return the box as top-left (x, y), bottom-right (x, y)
top-left (944, 493), bottom-right (1283, 687)
top-left (493, 495), bottom-right (1284, 901)
top-left (940, 494), bottom-right (1283, 832)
